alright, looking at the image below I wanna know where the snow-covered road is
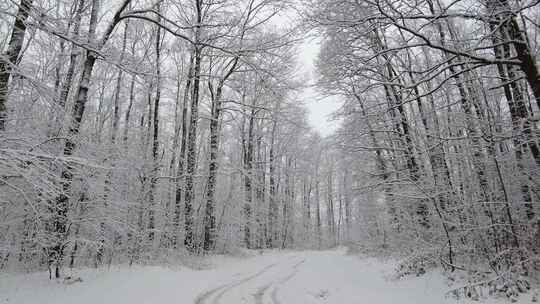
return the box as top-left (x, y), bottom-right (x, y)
top-left (1, 249), bottom-right (509, 304)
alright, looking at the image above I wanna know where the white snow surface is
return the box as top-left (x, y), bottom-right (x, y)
top-left (0, 248), bottom-right (530, 304)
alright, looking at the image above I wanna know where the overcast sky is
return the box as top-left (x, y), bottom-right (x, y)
top-left (298, 38), bottom-right (342, 137)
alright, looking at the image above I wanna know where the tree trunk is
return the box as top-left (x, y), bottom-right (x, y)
top-left (315, 176), bottom-right (322, 249)
top-left (147, 8), bottom-right (162, 245)
top-left (203, 83), bottom-right (223, 251)
top-left (243, 106), bottom-right (256, 248)
top-left (51, 0), bottom-right (84, 136)
top-left (203, 55), bottom-right (239, 251)
top-left (173, 52), bottom-right (193, 249)
top-left (183, 37), bottom-right (202, 252)
top-left (0, 0), bottom-right (33, 130)
top-left (267, 104), bottom-right (279, 248)
top-left (48, 0), bottom-right (131, 277)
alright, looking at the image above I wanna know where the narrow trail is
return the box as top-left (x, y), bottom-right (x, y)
top-left (2, 249), bottom-right (481, 304)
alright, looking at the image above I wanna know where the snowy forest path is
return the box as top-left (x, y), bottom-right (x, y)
top-left (2, 249), bottom-right (488, 304)
top-left (190, 249), bottom-right (477, 304)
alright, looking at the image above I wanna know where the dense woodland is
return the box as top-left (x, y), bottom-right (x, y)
top-left (1, 0), bottom-right (539, 301)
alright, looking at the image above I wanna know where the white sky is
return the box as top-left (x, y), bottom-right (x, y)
top-left (298, 38), bottom-right (342, 137)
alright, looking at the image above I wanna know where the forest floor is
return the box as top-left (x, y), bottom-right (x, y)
top-left (0, 248), bottom-right (532, 304)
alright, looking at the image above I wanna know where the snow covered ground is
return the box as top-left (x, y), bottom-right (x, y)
top-left (0, 249), bottom-right (532, 304)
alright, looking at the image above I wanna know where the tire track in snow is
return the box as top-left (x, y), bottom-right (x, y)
top-left (269, 259), bottom-right (305, 304)
top-left (194, 263), bottom-right (276, 304)
top-left (252, 259), bottom-right (305, 304)
top-left (194, 284), bottom-right (230, 304)
top-left (253, 256), bottom-right (301, 304)
top-left (254, 283), bottom-right (273, 304)
top-left (211, 263), bottom-right (276, 304)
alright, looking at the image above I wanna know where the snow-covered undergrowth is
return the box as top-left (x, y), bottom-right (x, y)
top-left (0, 249), bottom-right (536, 304)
